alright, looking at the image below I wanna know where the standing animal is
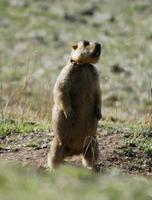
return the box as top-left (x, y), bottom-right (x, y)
top-left (48, 40), bottom-right (102, 171)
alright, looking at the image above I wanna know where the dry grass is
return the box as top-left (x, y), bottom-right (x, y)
top-left (0, 0), bottom-right (152, 122)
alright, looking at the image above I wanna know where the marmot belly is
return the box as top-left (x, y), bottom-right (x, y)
top-left (52, 105), bottom-right (98, 152)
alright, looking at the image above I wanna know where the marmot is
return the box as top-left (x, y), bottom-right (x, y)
top-left (48, 40), bottom-right (102, 171)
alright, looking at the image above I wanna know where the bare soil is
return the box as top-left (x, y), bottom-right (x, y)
top-left (0, 130), bottom-right (152, 177)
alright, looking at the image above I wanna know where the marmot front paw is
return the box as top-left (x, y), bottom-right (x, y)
top-left (63, 107), bottom-right (74, 119)
top-left (95, 108), bottom-right (102, 120)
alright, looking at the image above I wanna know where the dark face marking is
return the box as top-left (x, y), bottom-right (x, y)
top-left (83, 40), bottom-right (90, 46)
top-left (72, 44), bottom-right (78, 50)
top-left (95, 43), bottom-right (101, 56)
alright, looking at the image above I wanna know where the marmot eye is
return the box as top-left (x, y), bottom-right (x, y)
top-left (83, 41), bottom-right (89, 46)
top-left (72, 44), bottom-right (78, 50)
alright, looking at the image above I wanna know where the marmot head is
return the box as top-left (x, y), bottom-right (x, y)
top-left (70, 40), bottom-right (101, 64)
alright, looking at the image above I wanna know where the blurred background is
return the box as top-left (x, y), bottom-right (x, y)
top-left (0, 0), bottom-right (152, 122)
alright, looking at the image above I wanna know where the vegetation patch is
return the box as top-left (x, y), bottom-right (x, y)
top-left (0, 118), bottom-right (50, 137)
top-left (123, 123), bottom-right (152, 157)
top-left (0, 161), bottom-right (152, 200)
top-left (101, 120), bottom-right (152, 157)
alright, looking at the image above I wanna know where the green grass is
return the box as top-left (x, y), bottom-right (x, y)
top-left (0, 118), bottom-right (50, 137)
top-left (0, 161), bottom-right (152, 200)
top-left (123, 123), bottom-right (152, 157)
top-left (101, 120), bottom-right (152, 157)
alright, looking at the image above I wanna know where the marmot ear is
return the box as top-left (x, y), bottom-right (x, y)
top-left (72, 44), bottom-right (78, 50)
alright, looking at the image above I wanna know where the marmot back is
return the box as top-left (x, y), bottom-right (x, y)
top-left (48, 40), bottom-right (102, 171)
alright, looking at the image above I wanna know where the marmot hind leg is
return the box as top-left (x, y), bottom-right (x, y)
top-left (47, 137), bottom-right (69, 171)
top-left (82, 137), bottom-right (99, 170)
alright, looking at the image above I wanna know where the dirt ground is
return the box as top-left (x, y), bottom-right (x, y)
top-left (0, 129), bottom-right (151, 177)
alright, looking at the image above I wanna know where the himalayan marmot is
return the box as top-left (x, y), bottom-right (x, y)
top-left (48, 40), bottom-right (102, 171)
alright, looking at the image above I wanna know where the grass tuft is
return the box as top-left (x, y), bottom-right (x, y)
top-left (0, 118), bottom-right (50, 137)
top-left (101, 120), bottom-right (152, 157)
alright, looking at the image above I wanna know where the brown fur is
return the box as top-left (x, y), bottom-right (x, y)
top-left (48, 40), bottom-right (102, 171)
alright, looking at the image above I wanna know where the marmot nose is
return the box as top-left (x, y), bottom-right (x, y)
top-left (95, 43), bottom-right (101, 56)
top-left (96, 43), bottom-right (101, 51)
